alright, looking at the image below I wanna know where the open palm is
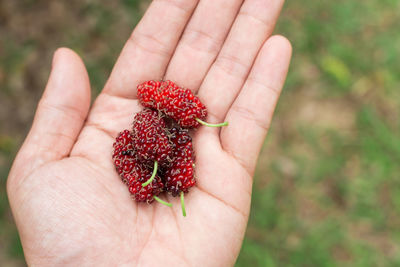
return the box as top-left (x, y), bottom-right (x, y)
top-left (7, 0), bottom-right (291, 266)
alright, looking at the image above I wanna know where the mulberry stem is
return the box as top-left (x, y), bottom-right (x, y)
top-left (181, 191), bottom-right (186, 217)
top-left (142, 161), bottom-right (158, 187)
top-left (154, 196), bottom-right (172, 207)
top-left (195, 118), bottom-right (228, 127)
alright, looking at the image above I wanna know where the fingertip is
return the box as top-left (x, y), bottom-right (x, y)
top-left (261, 35), bottom-right (292, 66)
top-left (250, 35), bottom-right (292, 91)
top-left (52, 47), bottom-right (77, 67)
top-left (268, 35), bottom-right (292, 54)
top-left (52, 47), bottom-right (88, 75)
top-left (53, 47), bottom-right (82, 60)
top-left (42, 46), bottom-right (92, 133)
top-left (45, 47), bottom-right (91, 111)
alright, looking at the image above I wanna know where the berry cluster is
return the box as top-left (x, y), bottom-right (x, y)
top-left (112, 130), bottom-right (164, 203)
top-left (165, 127), bottom-right (195, 197)
top-left (138, 80), bottom-right (207, 128)
top-left (113, 80), bottom-right (227, 216)
top-left (132, 108), bottom-right (172, 165)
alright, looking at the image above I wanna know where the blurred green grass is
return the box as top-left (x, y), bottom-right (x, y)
top-left (0, 0), bottom-right (399, 266)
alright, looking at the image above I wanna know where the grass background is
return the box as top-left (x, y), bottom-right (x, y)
top-left (1, 0), bottom-right (399, 266)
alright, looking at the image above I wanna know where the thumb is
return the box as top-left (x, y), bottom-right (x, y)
top-left (9, 48), bottom-right (91, 182)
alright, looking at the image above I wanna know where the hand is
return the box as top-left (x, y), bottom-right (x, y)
top-left (7, 0), bottom-right (291, 266)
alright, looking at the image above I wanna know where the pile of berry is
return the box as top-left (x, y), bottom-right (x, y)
top-left (112, 80), bottom-right (227, 216)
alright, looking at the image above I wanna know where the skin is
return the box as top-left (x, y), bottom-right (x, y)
top-left (7, 0), bottom-right (292, 266)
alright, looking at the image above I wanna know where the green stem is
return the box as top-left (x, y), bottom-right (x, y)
top-left (142, 161), bottom-right (158, 187)
top-left (196, 118), bottom-right (228, 127)
top-left (153, 196), bottom-right (172, 207)
top-left (180, 191), bottom-right (186, 217)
